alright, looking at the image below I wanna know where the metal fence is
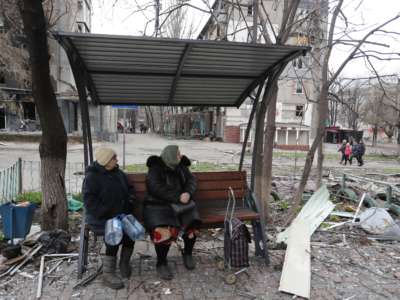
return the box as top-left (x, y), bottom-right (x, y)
top-left (0, 159), bottom-right (22, 204)
top-left (0, 159), bottom-right (85, 204)
top-left (21, 160), bottom-right (85, 195)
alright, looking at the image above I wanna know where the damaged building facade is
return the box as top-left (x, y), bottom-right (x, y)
top-left (0, 0), bottom-right (118, 141)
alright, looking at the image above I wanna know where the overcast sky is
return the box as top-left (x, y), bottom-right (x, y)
top-left (92, 0), bottom-right (400, 78)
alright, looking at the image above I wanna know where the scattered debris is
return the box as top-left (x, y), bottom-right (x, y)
top-left (7, 244), bottom-right (43, 277)
top-left (37, 230), bottom-right (71, 255)
top-left (73, 265), bottom-right (102, 289)
top-left (330, 211), bottom-right (354, 218)
top-left (356, 208), bottom-right (400, 241)
top-left (277, 185), bottom-right (335, 244)
top-left (279, 220), bottom-right (310, 299)
top-left (1, 245), bottom-right (22, 259)
top-left (278, 185), bottom-right (335, 299)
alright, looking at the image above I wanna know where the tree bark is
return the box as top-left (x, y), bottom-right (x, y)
top-left (287, 86), bottom-right (329, 224)
top-left (260, 81), bottom-right (278, 221)
top-left (372, 125), bottom-right (378, 146)
top-left (19, 0), bottom-right (68, 230)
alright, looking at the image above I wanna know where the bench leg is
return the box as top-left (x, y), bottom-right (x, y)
top-left (78, 224), bottom-right (90, 279)
top-left (251, 220), bottom-right (270, 265)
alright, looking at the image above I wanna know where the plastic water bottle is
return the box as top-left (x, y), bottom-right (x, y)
top-left (121, 214), bottom-right (145, 241)
top-left (104, 217), bottom-right (123, 246)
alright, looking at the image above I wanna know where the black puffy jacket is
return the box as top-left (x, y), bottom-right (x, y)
top-left (82, 162), bottom-right (136, 233)
top-left (143, 155), bottom-right (201, 230)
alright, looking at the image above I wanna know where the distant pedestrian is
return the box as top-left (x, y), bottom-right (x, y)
top-left (338, 139), bottom-right (347, 164)
top-left (358, 140), bottom-right (366, 166)
top-left (344, 142), bottom-right (352, 165)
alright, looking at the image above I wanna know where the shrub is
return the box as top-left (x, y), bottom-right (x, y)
top-left (16, 192), bottom-right (42, 206)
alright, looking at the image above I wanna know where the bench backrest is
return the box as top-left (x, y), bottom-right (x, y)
top-left (126, 171), bottom-right (248, 218)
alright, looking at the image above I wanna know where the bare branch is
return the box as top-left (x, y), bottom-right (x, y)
top-left (329, 13), bottom-right (400, 86)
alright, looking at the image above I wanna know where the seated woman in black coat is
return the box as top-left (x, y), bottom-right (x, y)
top-left (82, 147), bottom-right (136, 290)
top-left (144, 145), bottom-right (201, 280)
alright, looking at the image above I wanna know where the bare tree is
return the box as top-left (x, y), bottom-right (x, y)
top-left (287, 1), bottom-right (400, 222)
top-left (17, 0), bottom-right (68, 230)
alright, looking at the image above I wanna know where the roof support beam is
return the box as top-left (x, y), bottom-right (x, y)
top-left (54, 35), bottom-right (100, 106)
top-left (168, 43), bottom-right (193, 105)
top-left (89, 70), bottom-right (257, 80)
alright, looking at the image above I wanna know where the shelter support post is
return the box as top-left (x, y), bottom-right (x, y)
top-left (73, 70), bottom-right (92, 279)
top-left (168, 44), bottom-right (193, 105)
top-left (239, 82), bottom-right (264, 171)
top-left (63, 40), bottom-right (94, 279)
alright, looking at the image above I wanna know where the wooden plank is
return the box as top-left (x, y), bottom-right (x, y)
top-left (279, 220), bottom-right (310, 299)
top-left (199, 208), bottom-right (259, 224)
top-left (197, 180), bottom-right (246, 190)
top-left (193, 189), bottom-right (245, 200)
top-left (193, 171), bottom-right (246, 181)
top-left (127, 171), bottom-right (247, 182)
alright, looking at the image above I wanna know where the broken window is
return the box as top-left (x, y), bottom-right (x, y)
top-left (295, 81), bottom-right (303, 94)
top-left (247, 4), bottom-right (253, 16)
top-left (0, 107), bottom-right (5, 129)
top-left (0, 72), bottom-right (5, 84)
top-left (22, 102), bottom-right (36, 120)
top-left (295, 105), bottom-right (304, 117)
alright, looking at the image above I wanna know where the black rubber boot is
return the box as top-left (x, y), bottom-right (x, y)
top-left (182, 235), bottom-right (196, 270)
top-left (155, 244), bottom-right (173, 280)
top-left (119, 246), bottom-right (134, 278)
top-left (156, 262), bottom-right (173, 280)
top-left (102, 255), bottom-right (124, 289)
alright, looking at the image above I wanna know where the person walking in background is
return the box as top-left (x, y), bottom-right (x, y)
top-left (338, 139), bottom-right (347, 164)
top-left (358, 140), bottom-right (366, 166)
top-left (344, 142), bottom-right (352, 165)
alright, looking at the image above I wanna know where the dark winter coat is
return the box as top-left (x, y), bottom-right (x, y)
top-left (338, 144), bottom-right (346, 154)
top-left (143, 155), bottom-right (201, 230)
top-left (352, 144), bottom-right (362, 157)
top-left (82, 162), bottom-right (136, 234)
top-left (359, 143), bottom-right (366, 155)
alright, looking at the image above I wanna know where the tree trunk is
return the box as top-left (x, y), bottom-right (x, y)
top-left (159, 107), bottom-right (164, 134)
top-left (20, 0), bottom-right (68, 230)
top-left (260, 82), bottom-right (278, 221)
top-left (397, 121), bottom-right (400, 155)
top-left (372, 125), bottom-right (378, 146)
top-left (286, 86), bottom-right (329, 224)
top-left (316, 139), bottom-right (324, 188)
top-left (253, 104), bottom-right (265, 199)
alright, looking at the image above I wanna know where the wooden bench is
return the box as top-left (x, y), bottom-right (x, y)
top-left (77, 171), bottom-right (269, 279)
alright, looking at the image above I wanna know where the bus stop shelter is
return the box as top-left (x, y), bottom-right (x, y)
top-left (54, 31), bottom-right (308, 277)
top-left (53, 32), bottom-right (308, 168)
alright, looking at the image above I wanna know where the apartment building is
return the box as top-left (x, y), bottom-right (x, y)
top-left (197, 0), bottom-right (328, 149)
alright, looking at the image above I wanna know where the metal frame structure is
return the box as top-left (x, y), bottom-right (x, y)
top-left (54, 32), bottom-right (309, 278)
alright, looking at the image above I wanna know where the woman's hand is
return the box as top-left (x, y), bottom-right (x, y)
top-left (180, 192), bottom-right (190, 204)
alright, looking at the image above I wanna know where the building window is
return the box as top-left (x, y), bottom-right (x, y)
top-left (292, 58), bottom-right (303, 69)
top-left (247, 5), bottom-right (253, 16)
top-left (23, 102), bottom-right (36, 120)
top-left (295, 105), bottom-right (304, 117)
top-left (0, 72), bottom-right (5, 84)
top-left (295, 81), bottom-right (303, 94)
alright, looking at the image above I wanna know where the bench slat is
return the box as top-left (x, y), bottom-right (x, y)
top-left (199, 208), bottom-right (259, 225)
top-left (194, 189), bottom-right (245, 201)
top-left (193, 171), bottom-right (246, 181)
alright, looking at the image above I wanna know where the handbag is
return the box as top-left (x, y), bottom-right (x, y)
top-left (170, 200), bottom-right (196, 216)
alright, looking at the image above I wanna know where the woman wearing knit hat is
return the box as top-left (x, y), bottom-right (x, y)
top-left (143, 145), bottom-right (201, 280)
top-left (82, 147), bottom-right (136, 289)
